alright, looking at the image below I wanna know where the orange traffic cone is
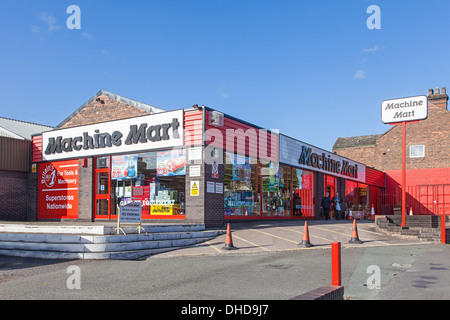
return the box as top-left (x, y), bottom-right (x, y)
top-left (298, 221), bottom-right (313, 248)
top-left (370, 204), bottom-right (375, 220)
top-left (222, 223), bottom-right (238, 250)
top-left (349, 219), bottom-right (363, 244)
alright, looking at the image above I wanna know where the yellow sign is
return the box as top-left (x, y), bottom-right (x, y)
top-left (190, 181), bottom-right (199, 196)
top-left (151, 204), bottom-right (173, 215)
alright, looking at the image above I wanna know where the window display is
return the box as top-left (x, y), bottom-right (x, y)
top-left (110, 149), bottom-right (186, 218)
top-left (345, 181), bottom-right (369, 219)
top-left (224, 153), bottom-right (316, 219)
top-left (262, 164), bottom-right (291, 217)
top-left (224, 152), bottom-right (260, 217)
top-left (293, 168), bottom-right (315, 218)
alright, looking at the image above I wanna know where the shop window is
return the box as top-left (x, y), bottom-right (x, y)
top-left (224, 152), bottom-right (260, 217)
top-left (262, 164), bottom-right (291, 217)
top-left (324, 175), bottom-right (336, 198)
top-left (293, 169), bottom-right (315, 218)
top-left (110, 149), bottom-right (186, 219)
top-left (345, 181), bottom-right (369, 219)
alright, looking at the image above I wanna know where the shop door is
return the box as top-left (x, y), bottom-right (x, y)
top-left (94, 156), bottom-right (116, 219)
top-left (95, 169), bottom-right (110, 218)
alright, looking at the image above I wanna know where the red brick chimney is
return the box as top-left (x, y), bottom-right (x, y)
top-left (428, 87), bottom-right (448, 110)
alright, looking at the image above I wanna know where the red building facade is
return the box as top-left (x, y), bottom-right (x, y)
top-left (25, 90), bottom-right (386, 226)
top-left (333, 87), bottom-right (450, 216)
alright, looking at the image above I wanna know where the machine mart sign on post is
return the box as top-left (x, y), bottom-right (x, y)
top-left (381, 95), bottom-right (428, 124)
top-left (381, 94), bottom-right (428, 228)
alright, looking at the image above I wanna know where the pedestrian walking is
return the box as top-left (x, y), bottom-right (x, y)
top-left (321, 192), bottom-right (332, 220)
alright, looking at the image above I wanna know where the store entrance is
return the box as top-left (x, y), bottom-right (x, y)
top-left (94, 156), bottom-right (117, 219)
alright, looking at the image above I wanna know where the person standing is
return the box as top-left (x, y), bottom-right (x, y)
top-left (332, 192), bottom-right (343, 220)
top-left (293, 193), bottom-right (302, 217)
top-left (321, 192), bottom-right (332, 220)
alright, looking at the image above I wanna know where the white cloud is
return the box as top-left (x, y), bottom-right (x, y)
top-left (36, 11), bottom-right (62, 32)
top-left (31, 26), bottom-right (41, 34)
top-left (101, 49), bottom-right (111, 56)
top-left (362, 46), bottom-right (379, 53)
top-left (353, 69), bottom-right (366, 80)
top-left (82, 33), bottom-right (93, 40)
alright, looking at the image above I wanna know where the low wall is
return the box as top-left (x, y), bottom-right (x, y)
top-left (290, 286), bottom-right (344, 300)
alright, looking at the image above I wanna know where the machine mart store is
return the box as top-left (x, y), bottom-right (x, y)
top-left (33, 107), bottom-right (384, 227)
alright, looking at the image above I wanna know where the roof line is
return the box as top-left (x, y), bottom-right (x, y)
top-left (0, 116), bottom-right (53, 129)
top-left (57, 90), bottom-right (166, 128)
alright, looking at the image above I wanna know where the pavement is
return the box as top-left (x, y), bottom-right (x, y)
top-left (0, 219), bottom-right (448, 301)
top-left (150, 219), bottom-right (435, 258)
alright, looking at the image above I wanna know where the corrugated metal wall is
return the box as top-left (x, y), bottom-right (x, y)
top-left (32, 134), bottom-right (43, 163)
top-left (0, 136), bottom-right (31, 172)
top-left (184, 109), bottom-right (203, 146)
top-left (365, 167), bottom-right (385, 188)
top-left (205, 110), bottom-right (279, 162)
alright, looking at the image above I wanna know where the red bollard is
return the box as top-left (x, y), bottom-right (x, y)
top-left (441, 214), bottom-right (446, 245)
top-left (331, 242), bottom-right (341, 286)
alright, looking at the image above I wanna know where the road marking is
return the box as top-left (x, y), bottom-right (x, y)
top-left (250, 228), bottom-right (299, 244)
top-left (233, 235), bottom-right (271, 251)
top-left (276, 226), bottom-right (335, 243)
top-left (204, 240), bottom-right (223, 253)
top-left (306, 225), bottom-right (390, 246)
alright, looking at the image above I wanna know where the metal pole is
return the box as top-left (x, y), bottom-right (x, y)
top-left (402, 121), bottom-right (406, 228)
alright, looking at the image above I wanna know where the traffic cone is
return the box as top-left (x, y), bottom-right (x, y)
top-left (370, 204), bottom-right (375, 220)
top-left (347, 209), bottom-right (353, 220)
top-left (348, 219), bottom-right (363, 244)
top-left (298, 221), bottom-right (313, 248)
top-left (222, 223), bottom-right (237, 250)
top-left (409, 208), bottom-right (413, 216)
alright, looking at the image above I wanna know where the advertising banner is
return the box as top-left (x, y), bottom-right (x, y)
top-left (112, 155), bottom-right (138, 180)
top-left (156, 149), bottom-right (186, 176)
top-left (38, 159), bottom-right (79, 219)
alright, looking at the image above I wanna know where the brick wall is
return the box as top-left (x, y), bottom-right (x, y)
top-left (205, 161), bottom-right (225, 228)
top-left (60, 94), bottom-right (151, 129)
top-left (0, 171), bottom-right (29, 221)
top-left (78, 158), bottom-right (93, 221)
top-left (184, 147), bottom-right (206, 225)
top-left (184, 146), bottom-right (225, 228)
top-left (376, 103), bottom-right (450, 171)
top-left (334, 145), bottom-right (379, 169)
top-left (26, 171), bottom-right (38, 221)
top-left (334, 103), bottom-right (450, 172)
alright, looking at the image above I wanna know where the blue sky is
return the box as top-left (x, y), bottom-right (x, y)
top-left (1, 0), bottom-right (449, 151)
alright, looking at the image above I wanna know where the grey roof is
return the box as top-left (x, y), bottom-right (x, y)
top-left (57, 90), bottom-right (166, 128)
top-left (333, 134), bottom-right (382, 150)
top-left (0, 117), bottom-right (54, 140)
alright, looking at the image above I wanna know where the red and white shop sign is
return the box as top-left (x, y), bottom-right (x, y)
top-left (38, 159), bottom-right (79, 219)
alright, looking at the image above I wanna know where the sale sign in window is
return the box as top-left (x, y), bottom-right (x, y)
top-left (38, 159), bottom-right (79, 219)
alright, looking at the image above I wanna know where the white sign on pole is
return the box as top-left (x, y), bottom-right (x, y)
top-left (381, 95), bottom-right (428, 124)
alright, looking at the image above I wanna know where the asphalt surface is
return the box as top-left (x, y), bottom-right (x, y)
top-left (151, 219), bottom-right (435, 257)
top-left (0, 219), bottom-right (449, 301)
